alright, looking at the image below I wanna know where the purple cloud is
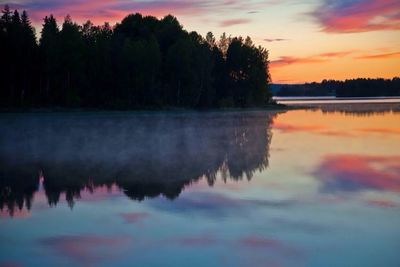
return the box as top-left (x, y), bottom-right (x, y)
top-left (1, 0), bottom-right (270, 25)
top-left (311, 0), bottom-right (400, 33)
top-left (219, 18), bottom-right (251, 27)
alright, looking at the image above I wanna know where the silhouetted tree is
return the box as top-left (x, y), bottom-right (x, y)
top-left (19, 10), bottom-right (37, 106)
top-left (1, 6), bottom-right (273, 109)
top-left (226, 37), bottom-right (271, 107)
top-left (0, 5), bottom-right (13, 106)
top-left (39, 14), bottom-right (60, 105)
top-left (58, 15), bottom-right (84, 106)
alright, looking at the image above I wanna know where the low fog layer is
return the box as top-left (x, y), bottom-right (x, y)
top-left (0, 111), bottom-right (275, 210)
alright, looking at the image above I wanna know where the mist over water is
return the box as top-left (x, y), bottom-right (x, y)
top-left (0, 111), bottom-right (273, 210)
top-left (1, 109), bottom-right (400, 267)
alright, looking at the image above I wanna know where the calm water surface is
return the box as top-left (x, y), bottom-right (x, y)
top-left (1, 109), bottom-right (400, 267)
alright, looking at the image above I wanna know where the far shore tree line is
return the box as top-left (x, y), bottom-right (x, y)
top-left (0, 5), bottom-right (272, 109)
top-left (276, 78), bottom-right (400, 97)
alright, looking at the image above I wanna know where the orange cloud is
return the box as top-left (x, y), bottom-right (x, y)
top-left (357, 127), bottom-right (400, 134)
top-left (355, 52), bottom-right (400, 59)
top-left (270, 56), bottom-right (327, 68)
top-left (273, 122), bottom-right (355, 136)
top-left (273, 122), bottom-right (327, 132)
top-left (270, 50), bottom-right (354, 68)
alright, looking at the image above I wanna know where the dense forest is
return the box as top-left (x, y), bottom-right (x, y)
top-left (0, 5), bottom-right (272, 109)
top-left (276, 78), bottom-right (400, 97)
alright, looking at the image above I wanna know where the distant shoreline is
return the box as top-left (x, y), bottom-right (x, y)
top-left (274, 97), bottom-right (400, 112)
top-left (274, 96), bottom-right (400, 106)
top-left (274, 96), bottom-right (400, 101)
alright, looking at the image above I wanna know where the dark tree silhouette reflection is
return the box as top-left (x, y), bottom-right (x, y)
top-left (0, 111), bottom-right (276, 215)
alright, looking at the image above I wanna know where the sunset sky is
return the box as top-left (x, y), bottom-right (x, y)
top-left (3, 0), bottom-right (400, 83)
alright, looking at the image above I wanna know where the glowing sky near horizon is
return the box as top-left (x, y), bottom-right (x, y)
top-left (2, 0), bottom-right (399, 83)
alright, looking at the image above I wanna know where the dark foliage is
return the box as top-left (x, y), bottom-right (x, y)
top-left (335, 78), bottom-right (400, 97)
top-left (0, 6), bottom-right (272, 109)
top-left (276, 78), bottom-right (400, 97)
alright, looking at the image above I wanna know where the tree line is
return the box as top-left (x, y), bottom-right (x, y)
top-left (0, 5), bottom-right (272, 109)
top-left (276, 78), bottom-right (400, 97)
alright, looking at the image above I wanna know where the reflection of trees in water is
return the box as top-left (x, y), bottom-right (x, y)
top-left (0, 112), bottom-right (276, 215)
top-left (307, 103), bottom-right (400, 116)
top-left (321, 110), bottom-right (400, 117)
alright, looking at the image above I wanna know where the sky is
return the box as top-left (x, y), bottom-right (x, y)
top-left (2, 0), bottom-right (399, 83)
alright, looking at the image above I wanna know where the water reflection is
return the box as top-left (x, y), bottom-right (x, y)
top-left (315, 154), bottom-right (400, 193)
top-left (1, 109), bottom-right (400, 267)
top-left (320, 109), bottom-right (400, 117)
top-left (316, 104), bottom-right (400, 116)
top-left (0, 111), bottom-right (275, 216)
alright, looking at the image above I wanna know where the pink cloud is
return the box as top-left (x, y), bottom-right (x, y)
top-left (314, 154), bottom-right (400, 192)
top-left (2, 0), bottom-right (269, 26)
top-left (2, 0), bottom-right (204, 25)
top-left (76, 184), bottom-right (123, 202)
top-left (311, 0), bottom-right (400, 33)
top-left (40, 234), bottom-right (131, 265)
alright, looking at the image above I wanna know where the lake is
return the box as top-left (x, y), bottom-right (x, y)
top-left (1, 108), bottom-right (400, 267)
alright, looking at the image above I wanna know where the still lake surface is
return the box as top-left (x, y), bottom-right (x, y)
top-left (1, 107), bottom-right (400, 267)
